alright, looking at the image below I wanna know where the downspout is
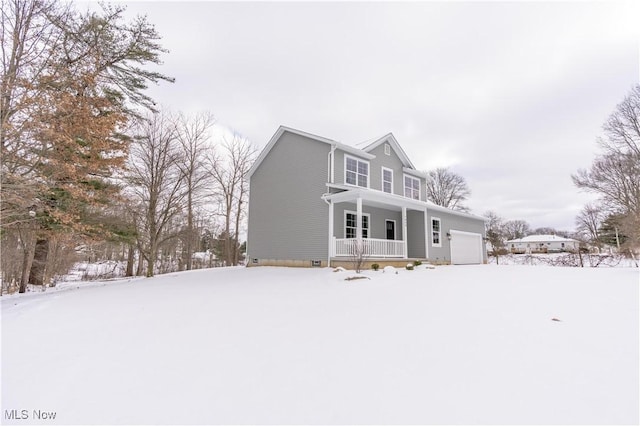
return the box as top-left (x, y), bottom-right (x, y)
top-left (324, 145), bottom-right (336, 267)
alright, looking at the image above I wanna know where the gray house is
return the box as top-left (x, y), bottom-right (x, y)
top-left (247, 126), bottom-right (487, 268)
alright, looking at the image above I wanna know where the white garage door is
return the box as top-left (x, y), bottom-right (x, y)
top-left (450, 230), bottom-right (483, 265)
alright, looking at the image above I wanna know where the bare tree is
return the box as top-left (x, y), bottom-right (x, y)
top-left (175, 111), bottom-right (215, 270)
top-left (349, 239), bottom-right (369, 273)
top-left (575, 203), bottom-right (605, 246)
top-left (503, 219), bottom-right (531, 241)
top-left (484, 211), bottom-right (506, 262)
top-left (207, 134), bottom-right (256, 266)
top-left (532, 227), bottom-right (567, 237)
top-left (1, 0), bottom-right (173, 289)
top-left (573, 154), bottom-right (640, 220)
top-left (126, 111), bottom-right (186, 277)
top-left (573, 85), bottom-right (640, 253)
top-left (600, 85), bottom-right (640, 157)
top-left (1, 0), bottom-right (68, 174)
top-left (425, 167), bottom-right (471, 212)
top-left (1, 0), bottom-right (67, 292)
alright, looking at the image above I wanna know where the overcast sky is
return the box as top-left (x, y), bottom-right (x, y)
top-left (113, 1), bottom-right (639, 231)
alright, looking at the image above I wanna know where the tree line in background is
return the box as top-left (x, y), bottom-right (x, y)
top-left (1, 0), bottom-right (255, 294)
top-left (2, 1), bottom-right (637, 294)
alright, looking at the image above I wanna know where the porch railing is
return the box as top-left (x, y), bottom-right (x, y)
top-left (333, 237), bottom-right (405, 258)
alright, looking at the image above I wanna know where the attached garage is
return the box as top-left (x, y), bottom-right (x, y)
top-left (450, 230), bottom-right (483, 264)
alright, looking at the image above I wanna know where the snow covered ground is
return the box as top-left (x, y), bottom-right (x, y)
top-left (2, 265), bottom-right (638, 424)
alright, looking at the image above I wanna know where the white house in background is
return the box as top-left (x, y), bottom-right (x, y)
top-left (507, 234), bottom-right (579, 254)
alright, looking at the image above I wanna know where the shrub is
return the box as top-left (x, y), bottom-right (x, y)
top-left (371, 263), bottom-right (380, 271)
top-left (406, 264), bottom-right (414, 270)
top-left (413, 260), bottom-right (422, 267)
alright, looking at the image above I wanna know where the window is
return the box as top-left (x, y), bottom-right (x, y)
top-left (384, 143), bottom-right (391, 156)
top-left (345, 211), bottom-right (369, 239)
top-left (382, 167), bottom-right (393, 194)
top-left (431, 217), bottom-right (441, 247)
top-left (345, 156), bottom-right (369, 188)
top-left (404, 175), bottom-right (420, 200)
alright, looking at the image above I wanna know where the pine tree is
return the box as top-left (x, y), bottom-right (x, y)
top-left (1, 1), bottom-right (173, 290)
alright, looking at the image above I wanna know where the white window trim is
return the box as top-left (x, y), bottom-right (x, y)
top-left (344, 210), bottom-right (370, 239)
top-left (344, 154), bottom-right (370, 188)
top-left (403, 174), bottom-right (421, 201)
top-left (381, 166), bottom-right (394, 194)
top-left (431, 216), bottom-right (442, 247)
top-left (385, 219), bottom-right (396, 240)
top-left (384, 143), bottom-right (391, 156)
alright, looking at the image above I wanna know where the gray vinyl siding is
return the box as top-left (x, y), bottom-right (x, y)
top-left (334, 150), bottom-right (363, 187)
top-left (333, 203), bottom-right (403, 240)
top-left (405, 172), bottom-right (428, 203)
top-left (407, 210), bottom-right (426, 258)
top-left (333, 149), bottom-right (343, 185)
top-left (367, 142), bottom-right (427, 200)
top-left (426, 209), bottom-right (486, 263)
top-left (367, 143), bottom-right (405, 194)
top-left (334, 143), bottom-right (426, 200)
top-left (248, 127), bottom-right (486, 266)
top-left (248, 131), bottom-right (329, 261)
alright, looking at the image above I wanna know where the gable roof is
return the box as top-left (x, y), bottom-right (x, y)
top-left (249, 126), bottom-right (404, 177)
top-left (249, 126), bottom-right (373, 178)
top-left (361, 133), bottom-right (416, 169)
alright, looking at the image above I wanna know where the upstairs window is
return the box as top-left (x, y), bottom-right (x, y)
top-left (382, 167), bottom-right (393, 194)
top-left (384, 143), bottom-right (391, 155)
top-left (345, 156), bottom-right (369, 187)
top-left (404, 175), bottom-right (420, 200)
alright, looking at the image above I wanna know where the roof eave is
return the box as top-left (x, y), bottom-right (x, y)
top-left (362, 133), bottom-right (416, 169)
top-left (249, 126), bottom-right (375, 177)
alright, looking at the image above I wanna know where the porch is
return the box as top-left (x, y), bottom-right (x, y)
top-left (323, 187), bottom-right (430, 263)
top-left (332, 237), bottom-right (405, 258)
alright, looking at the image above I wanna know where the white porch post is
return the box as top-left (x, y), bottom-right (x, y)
top-left (356, 197), bottom-right (363, 241)
top-left (423, 207), bottom-right (429, 261)
top-left (328, 200), bottom-right (334, 263)
top-left (402, 206), bottom-right (408, 258)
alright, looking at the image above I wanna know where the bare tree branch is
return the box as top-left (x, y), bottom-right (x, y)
top-left (425, 167), bottom-right (471, 212)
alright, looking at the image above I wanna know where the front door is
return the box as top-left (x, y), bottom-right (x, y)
top-left (386, 220), bottom-right (395, 240)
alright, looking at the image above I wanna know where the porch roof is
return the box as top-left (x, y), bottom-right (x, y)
top-left (323, 187), bottom-right (425, 211)
top-left (322, 188), bottom-right (487, 222)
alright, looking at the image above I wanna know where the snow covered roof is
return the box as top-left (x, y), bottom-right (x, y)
top-left (506, 234), bottom-right (578, 244)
